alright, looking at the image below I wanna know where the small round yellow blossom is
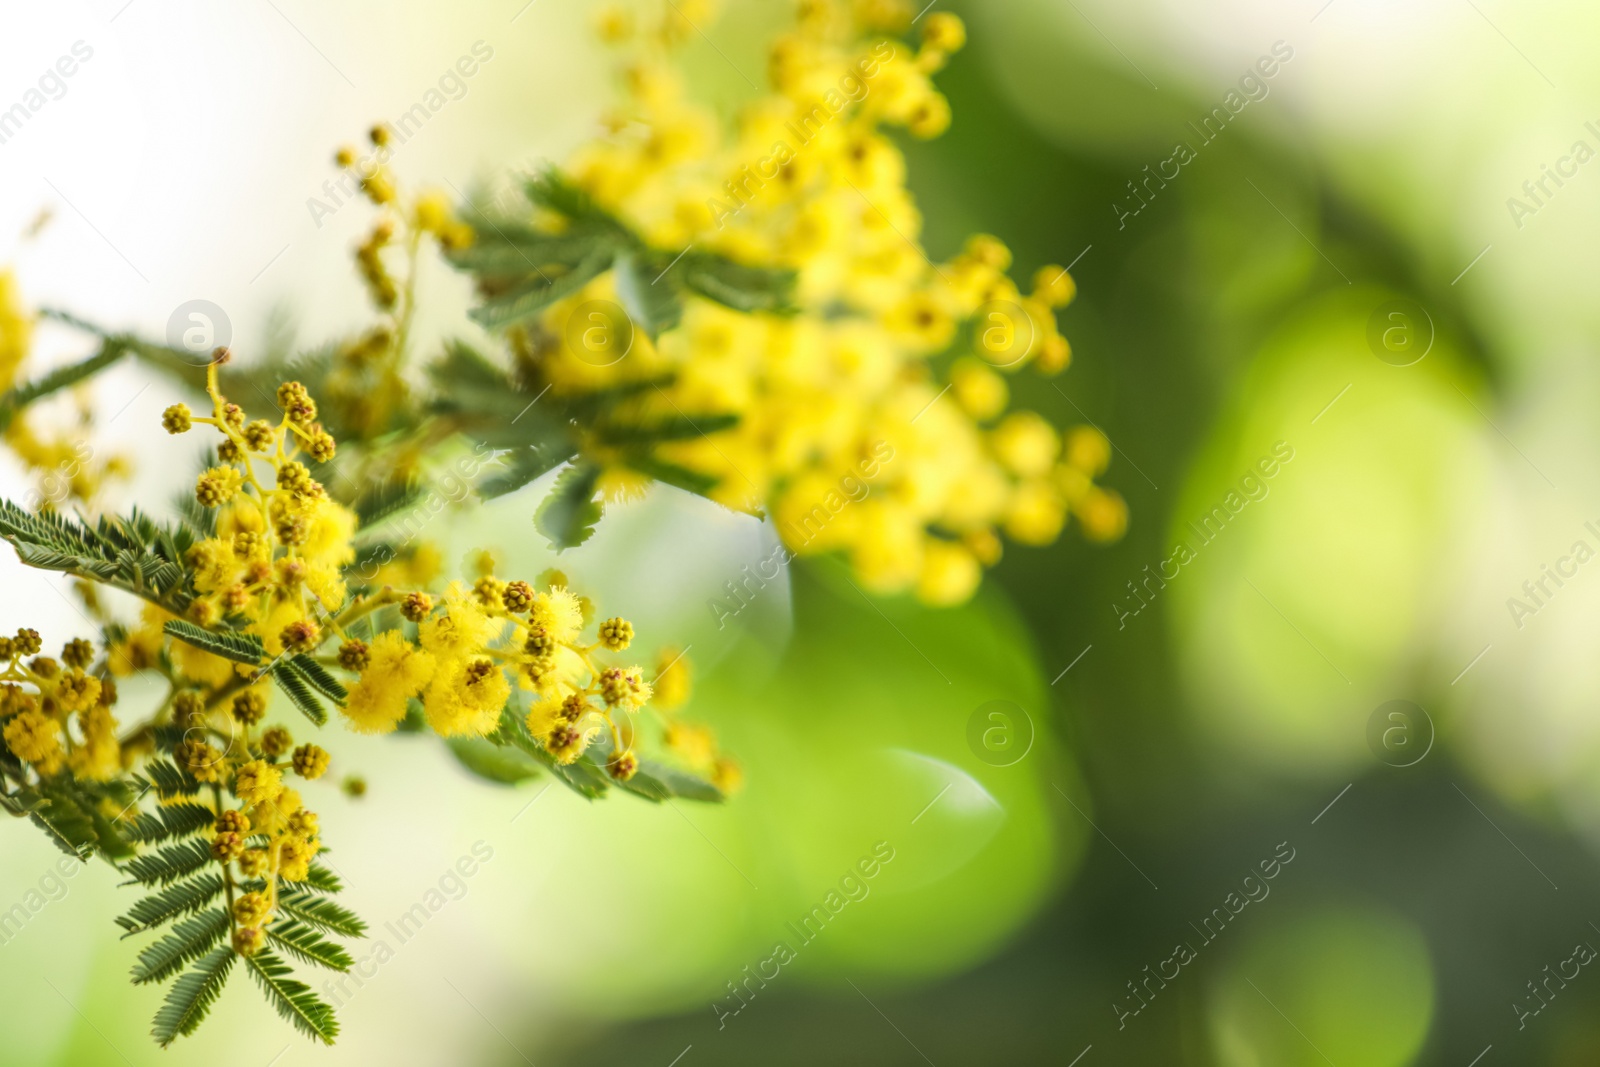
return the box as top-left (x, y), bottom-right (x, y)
top-left (651, 648), bottom-right (691, 711)
top-left (291, 743), bottom-right (330, 780)
top-left (161, 404), bottom-right (192, 434)
top-left (1032, 265), bottom-right (1076, 308)
top-left (922, 12), bottom-right (966, 52)
top-left (215, 809), bottom-right (251, 835)
top-left (1076, 487), bottom-right (1129, 543)
top-left (597, 617), bottom-right (633, 651)
top-left (400, 592), bottom-right (433, 623)
top-left (173, 692), bottom-right (205, 728)
top-left (473, 575), bottom-right (507, 611)
top-left (237, 849), bottom-right (269, 878)
top-left (260, 725), bottom-right (293, 758)
top-left (14, 629), bottom-right (41, 656)
top-left (306, 428), bottom-right (337, 463)
top-left (287, 808), bottom-right (319, 839)
top-left (233, 892), bottom-right (271, 928)
top-left (278, 836), bottom-right (316, 882)
top-left (231, 689), bottom-right (267, 726)
top-left (341, 630), bottom-right (436, 735)
top-left (545, 722), bottom-right (586, 765)
top-left (1063, 425), bottom-right (1111, 477)
top-left (195, 466), bottom-right (243, 508)
top-left (61, 638), bottom-right (94, 669)
top-left (175, 738), bottom-right (225, 783)
top-left (338, 639), bottom-right (370, 671)
top-left (233, 759), bottom-right (283, 807)
top-left (711, 757), bottom-right (744, 795)
top-left (29, 656), bottom-right (58, 679)
top-left (210, 831), bottom-right (245, 862)
top-left (599, 666), bottom-right (652, 709)
top-left (243, 419), bottom-right (274, 452)
top-left (3, 709), bottom-right (60, 765)
top-left (342, 775), bottom-right (367, 798)
top-left (607, 749), bottom-right (639, 781)
top-left (232, 927), bottom-right (266, 957)
top-left (917, 540), bottom-right (982, 606)
top-left (279, 619), bottom-right (320, 654)
top-left (950, 358), bottom-right (1008, 421)
top-left (502, 581), bottom-right (534, 614)
top-left (56, 670), bottom-right (101, 713)
top-left (991, 412), bottom-right (1060, 478)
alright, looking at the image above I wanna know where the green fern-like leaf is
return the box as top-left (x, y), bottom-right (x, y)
top-left (122, 803), bottom-right (215, 845)
top-left (162, 620), bottom-right (266, 665)
top-left (289, 862), bottom-right (344, 894)
top-left (121, 839), bottom-right (214, 887)
top-left (0, 501), bottom-right (198, 613)
top-left (276, 889), bottom-right (367, 938)
top-left (143, 759), bottom-right (200, 800)
top-left (117, 875), bottom-right (226, 937)
top-left (266, 919), bottom-right (353, 972)
top-left (245, 950), bottom-right (339, 1045)
top-left (272, 663), bottom-right (329, 726)
top-left (288, 654), bottom-right (347, 703)
top-left (152, 947), bottom-right (235, 1047)
top-left (132, 908), bottom-right (228, 984)
top-left (0, 342), bottom-right (127, 432)
top-left (534, 462), bottom-right (604, 551)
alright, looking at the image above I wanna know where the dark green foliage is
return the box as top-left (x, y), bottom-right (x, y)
top-left (0, 343), bottom-right (127, 431)
top-left (151, 948), bottom-right (234, 1047)
top-left (0, 499), bottom-right (198, 613)
top-left (122, 839), bottom-right (214, 887)
top-left (123, 803), bottom-right (216, 845)
top-left (475, 704), bottom-right (724, 804)
top-left (117, 875), bottom-right (226, 937)
top-left (266, 919), bottom-right (354, 972)
top-left (132, 908), bottom-right (229, 984)
top-left (534, 462), bottom-right (604, 551)
top-left (142, 759), bottom-right (200, 800)
top-left (162, 620), bottom-right (265, 664)
top-left (245, 951), bottom-right (340, 1044)
top-left (276, 889), bottom-right (367, 938)
top-left (289, 654), bottom-right (347, 703)
top-left (272, 662), bottom-right (330, 726)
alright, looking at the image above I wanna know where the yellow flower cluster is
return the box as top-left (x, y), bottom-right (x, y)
top-left (340, 571), bottom-right (736, 789)
top-left (155, 359), bottom-right (356, 662)
top-left (517, 2), bottom-right (1124, 604)
top-left (321, 128), bottom-right (474, 441)
top-left (0, 269), bottom-right (130, 510)
top-left (0, 628), bottom-right (121, 781)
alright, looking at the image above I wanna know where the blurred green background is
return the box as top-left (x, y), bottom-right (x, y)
top-left (5, 0), bottom-right (1600, 1063)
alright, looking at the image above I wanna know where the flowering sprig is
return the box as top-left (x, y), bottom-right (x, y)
top-left (0, 352), bottom-right (725, 1045)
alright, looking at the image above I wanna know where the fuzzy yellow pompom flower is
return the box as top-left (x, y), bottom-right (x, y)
top-left (2, 708), bottom-right (60, 765)
top-left (341, 630), bottom-right (436, 734)
top-left (423, 657), bottom-right (510, 738)
top-left (233, 759), bottom-right (283, 807)
top-left (418, 587), bottom-right (497, 662)
top-left (233, 892), bottom-right (271, 928)
top-left (527, 588), bottom-right (584, 644)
